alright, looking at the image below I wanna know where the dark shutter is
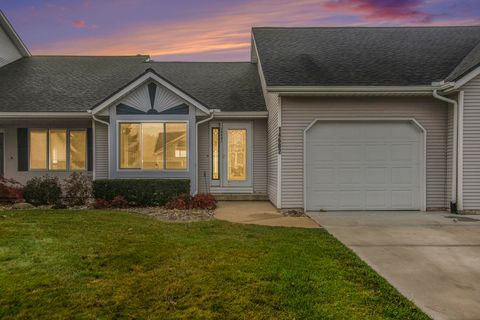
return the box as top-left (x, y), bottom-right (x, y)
top-left (87, 128), bottom-right (93, 171)
top-left (17, 128), bottom-right (28, 171)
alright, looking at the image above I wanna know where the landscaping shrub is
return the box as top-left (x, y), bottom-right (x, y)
top-left (92, 179), bottom-right (190, 206)
top-left (110, 195), bottom-right (128, 208)
top-left (165, 193), bottom-right (217, 210)
top-left (191, 193), bottom-right (217, 210)
top-left (0, 177), bottom-right (23, 203)
top-left (63, 172), bottom-right (92, 206)
top-left (23, 176), bottom-right (62, 206)
top-left (164, 194), bottom-right (191, 210)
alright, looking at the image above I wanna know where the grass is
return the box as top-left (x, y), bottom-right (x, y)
top-left (0, 210), bottom-right (429, 320)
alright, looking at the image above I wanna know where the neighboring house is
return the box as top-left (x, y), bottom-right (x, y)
top-left (1, 11), bottom-right (480, 213)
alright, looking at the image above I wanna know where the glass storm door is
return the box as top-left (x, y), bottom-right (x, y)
top-left (211, 122), bottom-right (252, 189)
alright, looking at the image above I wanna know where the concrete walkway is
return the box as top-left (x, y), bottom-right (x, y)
top-left (308, 211), bottom-right (480, 320)
top-left (215, 201), bottom-right (319, 228)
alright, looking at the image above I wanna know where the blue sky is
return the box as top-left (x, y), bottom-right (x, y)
top-left (2, 0), bottom-right (480, 60)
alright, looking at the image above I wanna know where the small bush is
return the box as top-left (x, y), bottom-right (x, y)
top-left (165, 194), bottom-right (191, 210)
top-left (63, 172), bottom-right (92, 206)
top-left (165, 193), bottom-right (217, 210)
top-left (23, 176), bottom-right (62, 206)
top-left (191, 193), bottom-right (217, 210)
top-left (89, 198), bottom-right (110, 209)
top-left (111, 195), bottom-right (128, 208)
top-left (92, 179), bottom-right (190, 207)
top-left (0, 177), bottom-right (23, 203)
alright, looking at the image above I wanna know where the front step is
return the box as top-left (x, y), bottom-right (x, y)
top-left (213, 193), bottom-right (269, 201)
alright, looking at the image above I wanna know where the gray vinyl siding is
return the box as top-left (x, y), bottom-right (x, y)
top-left (1, 119), bottom-right (92, 184)
top-left (253, 119), bottom-right (267, 193)
top-left (254, 39), bottom-right (279, 204)
top-left (281, 96), bottom-right (449, 210)
top-left (196, 118), bottom-right (268, 194)
top-left (265, 93), bottom-right (279, 204)
top-left (0, 25), bottom-right (22, 67)
top-left (94, 121), bottom-right (109, 179)
top-left (197, 121), bottom-right (210, 193)
top-left (461, 75), bottom-right (480, 210)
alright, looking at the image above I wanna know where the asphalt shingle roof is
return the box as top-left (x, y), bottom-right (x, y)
top-left (0, 56), bottom-right (265, 113)
top-left (253, 27), bottom-right (480, 87)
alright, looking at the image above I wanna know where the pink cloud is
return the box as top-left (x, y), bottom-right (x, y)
top-left (324, 0), bottom-right (432, 22)
top-left (72, 19), bottom-right (86, 28)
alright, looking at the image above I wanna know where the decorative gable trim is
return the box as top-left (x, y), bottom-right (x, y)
top-left (91, 69), bottom-right (210, 115)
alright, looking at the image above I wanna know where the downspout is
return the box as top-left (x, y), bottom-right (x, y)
top-left (432, 89), bottom-right (458, 213)
top-left (88, 110), bottom-right (110, 180)
top-left (195, 110), bottom-right (215, 194)
top-left (457, 91), bottom-right (464, 212)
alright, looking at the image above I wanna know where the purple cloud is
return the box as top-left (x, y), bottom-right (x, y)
top-left (324, 0), bottom-right (432, 23)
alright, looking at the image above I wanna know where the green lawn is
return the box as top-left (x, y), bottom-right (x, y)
top-left (0, 210), bottom-right (428, 320)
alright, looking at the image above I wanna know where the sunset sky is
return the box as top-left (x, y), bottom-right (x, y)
top-left (3, 0), bottom-right (480, 61)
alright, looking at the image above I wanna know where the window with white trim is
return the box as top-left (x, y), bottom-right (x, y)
top-left (119, 122), bottom-right (188, 170)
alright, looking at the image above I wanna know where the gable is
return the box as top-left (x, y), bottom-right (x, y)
top-left (116, 81), bottom-right (188, 114)
top-left (92, 70), bottom-right (210, 116)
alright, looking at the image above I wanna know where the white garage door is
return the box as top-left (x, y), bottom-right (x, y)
top-left (306, 121), bottom-right (423, 211)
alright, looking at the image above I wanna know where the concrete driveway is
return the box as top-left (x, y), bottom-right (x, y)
top-left (308, 211), bottom-right (480, 320)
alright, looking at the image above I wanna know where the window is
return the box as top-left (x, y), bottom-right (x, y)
top-left (49, 129), bottom-right (67, 170)
top-left (29, 129), bottom-right (87, 171)
top-left (119, 122), bottom-right (188, 170)
top-left (142, 123), bottom-right (164, 169)
top-left (166, 123), bottom-right (187, 169)
top-left (211, 127), bottom-right (219, 180)
top-left (119, 123), bottom-right (141, 169)
top-left (29, 130), bottom-right (47, 170)
top-left (227, 129), bottom-right (247, 181)
top-left (70, 131), bottom-right (87, 170)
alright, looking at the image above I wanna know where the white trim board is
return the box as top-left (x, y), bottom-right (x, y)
top-left (303, 118), bottom-right (427, 212)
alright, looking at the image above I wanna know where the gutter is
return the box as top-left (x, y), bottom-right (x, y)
top-left (268, 84), bottom-right (453, 95)
top-left (432, 88), bottom-right (459, 213)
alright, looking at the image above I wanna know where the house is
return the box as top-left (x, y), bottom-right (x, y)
top-left (1, 11), bottom-right (480, 213)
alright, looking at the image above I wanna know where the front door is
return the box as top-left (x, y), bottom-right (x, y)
top-left (210, 122), bottom-right (252, 191)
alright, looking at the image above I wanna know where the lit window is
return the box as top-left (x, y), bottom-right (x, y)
top-left (211, 128), bottom-right (219, 180)
top-left (166, 123), bottom-right (187, 170)
top-left (227, 129), bottom-right (246, 181)
top-left (29, 130), bottom-right (47, 170)
top-left (119, 122), bottom-right (188, 170)
top-left (142, 123), bottom-right (164, 169)
top-left (49, 129), bottom-right (67, 170)
top-left (29, 129), bottom-right (87, 171)
top-left (120, 123), bottom-right (140, 169)
top-left (70, 131), bottom-right (87, 170)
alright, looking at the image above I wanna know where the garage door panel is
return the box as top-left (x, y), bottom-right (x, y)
top-left (338, 168), bottom-right (363, 184)
top-left (391, 190), bottom-right (416, 208)
top-left (366, 144), bottom-right (388, 161)
top-left (391, 143), bottom-right (418, 161)
top-left (391, 167), bottom-right (416, 184)
top-left (338, 191), bottom-right (364, 209)
top-left (365, 190), bottom-right (388, 208)
top-left (306, 121), bottom-right (423, 211)
top-left (365, 168), bottom-right (387, 184)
